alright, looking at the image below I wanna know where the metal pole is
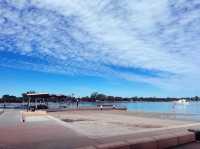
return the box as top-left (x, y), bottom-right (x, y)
top-left (47, 98), bottom-right (48, 109)
top-left (27, 96), bottom-right (30, 112)
top-left (35, 98), bottom-right (37, 111)
top-left (3, 100), bottom-right (5, 112)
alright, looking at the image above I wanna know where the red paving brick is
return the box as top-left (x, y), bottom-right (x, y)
top-left (127, 137), bottom-right (157, 149)
top-left (154, 134), bottom-right (178, 149)
top-left (170, 142), bottom-right (200, 149)
top-left (0, 110), bottom-right (96, 149)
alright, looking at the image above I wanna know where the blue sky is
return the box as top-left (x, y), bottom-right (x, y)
top-left (0, 0), bottom-right (200, 97)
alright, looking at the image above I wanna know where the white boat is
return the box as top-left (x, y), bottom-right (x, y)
top-left (176, 99), bottom-right (189, 105)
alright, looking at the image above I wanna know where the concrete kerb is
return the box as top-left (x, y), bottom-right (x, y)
top-left (75, 131), bottom-right (196, 149)
top-left (95, 141), bottom-right (130, 149)
top-left (22, 110), bottom-right (47, 116)
top-left (153, 134), bottom-right (178, 149)
top-left (126, 137), bottom-right (157, 149)
top-left (76, 146), bottom-right (97, 149)
top-left (174, 131), bottom-right (195, 145)
top-left (21, 110), bottom-right (47, 122)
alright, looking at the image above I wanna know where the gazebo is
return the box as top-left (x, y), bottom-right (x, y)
top-left (26, 93), bottom-right (50, 111)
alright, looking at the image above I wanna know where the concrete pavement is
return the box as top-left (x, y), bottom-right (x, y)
top-left (0, 110), bottom-right (96, 149)
top-left (171, 142), bottom-right (200, 149)
top-left (0, 109), bottom-right (21, 127)
top-left (0, 110), bottom-right (199, 149)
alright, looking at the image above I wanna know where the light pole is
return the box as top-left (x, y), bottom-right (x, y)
top-left (3, 98), bottom-right (5, 112)
top-left (27, 96), bottom-right (30, 112)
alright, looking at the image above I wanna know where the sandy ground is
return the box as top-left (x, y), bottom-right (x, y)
top-left (49, 110), bottom-right (193, 139)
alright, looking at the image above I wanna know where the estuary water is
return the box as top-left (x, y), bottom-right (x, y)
top-left (79, 101), bottom-right (200, 121)
top-left (1, 101), bottom-right (200, 114)
top-left (79, 101), bottom-right (200, 114)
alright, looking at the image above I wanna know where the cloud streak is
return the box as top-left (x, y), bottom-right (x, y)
top-left (1, 0), bottom-right (200, 93)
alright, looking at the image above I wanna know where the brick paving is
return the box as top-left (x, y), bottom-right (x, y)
top-left (0, 110), bottom-right (96, 149)
top-left (171, 142), bottom-right (200, 149)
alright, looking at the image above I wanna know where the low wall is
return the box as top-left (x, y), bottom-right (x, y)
top-left (76, 131), bottom-right (195, 149)
top-left (47, 107), bottom-right (126, 112)
top-left (22, 111), bottom-right (47, 116)
top-left (21, 110), bottom-right (47, 122)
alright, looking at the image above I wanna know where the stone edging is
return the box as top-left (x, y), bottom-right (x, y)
top-left (21, 111), bottom-right (47, 122)
top-left (76, 131), bottom-right (195, 149)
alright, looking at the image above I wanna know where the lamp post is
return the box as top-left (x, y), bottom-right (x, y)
top-left (27, 96), bottom-right (30, 112)
top-left (3, 98), bottom-right (5, 112)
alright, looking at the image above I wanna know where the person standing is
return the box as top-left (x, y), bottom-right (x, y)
top-left (100, 105), bottom-right (103, 111)
top-left (76, 99), bottom-right (79, 109)
top-left (3, 102), bottom-right (6, 112)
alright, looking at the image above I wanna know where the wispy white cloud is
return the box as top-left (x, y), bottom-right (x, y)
top-left (0, 0), bottom-right (200, 93)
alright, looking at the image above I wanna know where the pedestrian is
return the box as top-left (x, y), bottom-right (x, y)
top-left (100, 105), bottom-right (103, 111)
top-left (3, 102), bottom-right (6, 112)
top-left (76, 99), bottom-right (79, 109)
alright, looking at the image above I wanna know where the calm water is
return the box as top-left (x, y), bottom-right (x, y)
top-left (79, 101), bottom-right (200, 114)
top-left (79, 102), bottom-right (200, 121)
top-left (1, 101), bottom-right (200, 114)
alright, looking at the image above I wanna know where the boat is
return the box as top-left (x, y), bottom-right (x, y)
top-left (176, 99), bottom-right (189, 105)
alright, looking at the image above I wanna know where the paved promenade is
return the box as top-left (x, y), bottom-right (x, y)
top-left (0, 110), bottom-right (96, 149)
top-left (0, 110), bottom-right (21, 127)
top-left (172, 143), bottom-right (200, 149)
top-left (0, 110), bottom-right (200, 149)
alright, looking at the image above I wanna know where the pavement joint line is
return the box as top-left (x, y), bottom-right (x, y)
top-left (47, 115), bottom-right (93, 138)
top-left (47, 115), bottom-right (77, 128)
top-left (129, 122), bottom-right (200, 134)
top-left (47, 115), bottom-right (69, 125)
top-left (20, 111), bottom-right (24, 123)
top-left (47, 115), bottom-right (200, 136)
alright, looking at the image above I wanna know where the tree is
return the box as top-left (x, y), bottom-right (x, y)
top-left (96, 93), bottom-right (107, 101)
top-left (22, 93), bottom-right (28, 102)
top-left (90, 92), bottom-right (99, 99)
top-left (2, 94), bottom-right (18, 103)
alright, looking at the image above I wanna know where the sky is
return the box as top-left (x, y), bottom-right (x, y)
top-left (0, 0), bottom-right (200, 97)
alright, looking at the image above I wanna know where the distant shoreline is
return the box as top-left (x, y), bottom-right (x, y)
top-left (1, 100), bottom-right (200, 104)
top-left (1, 92), bottom-right (200, 103)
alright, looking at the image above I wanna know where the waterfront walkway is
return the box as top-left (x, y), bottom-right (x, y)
top-left (0, 110), bottom-right (96, 149)
top-left (0, 110), bottom-right (200, 149)
top-left (0, 110), bottom-right (21, 127)
top-left (172, 143), bottom-right (200, 149)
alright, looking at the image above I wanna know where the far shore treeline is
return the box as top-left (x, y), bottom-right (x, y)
top-left (0, 91), bottom-right (200, 103)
